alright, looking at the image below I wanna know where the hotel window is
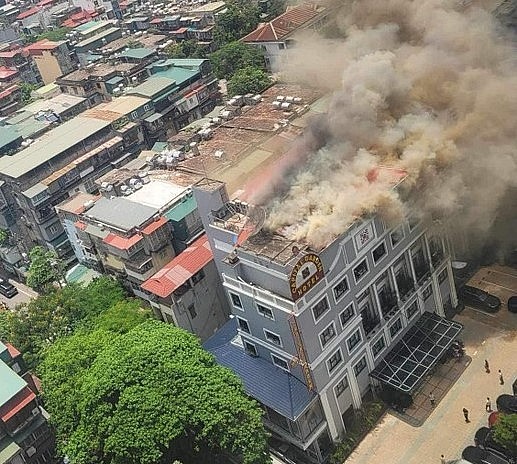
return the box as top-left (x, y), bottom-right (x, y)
top-left (327, 349), bottom-right (343, 374)
top-left (187, 304), bottom-right (197, 319)
top-left (230, 292), bottom-right (242, 309)
top-left (346, 329), bottom-right (362, 353)
top-left (236, 317), bottom-right (250, 334)
top-left (354, 356), bottom-right (367, 376)
top-left (372, 336), bottom-right (386, 357)
top-left (319, 322), bottom-right (336, 348)
top-left (340, 304), bottom-right (355, 328)
top-left (264, 329), bottom-right (282, 347)
top-left (272, 354), bottom-right (289, 371)
top-left (244, 341), bottom-right (257, 357)
top-left (438, 269), bottom-right (448, 284)
top-left (373, 241), bottom-right (387, 263)
top-left (312, 297), bottom-right (329, 321)
top-left (257, 304), bottom-right (274, 320)
top-left (389, 318), bottom-right (403, 338)
top-left (335, 376), bottom-right (349, 397)
top-left (333, 276), bottom-right (349, 301)
top-left (391, 226), bottom-right (404, 247)
top-left (422, 284), bottom-right (433, 300)
top-left (406, 301), bottom-right (419, 320)
top-left (353, 259), bottom-right (369, 283)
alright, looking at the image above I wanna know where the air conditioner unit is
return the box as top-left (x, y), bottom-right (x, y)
top-left (31, 407), bottom-right (39, 416)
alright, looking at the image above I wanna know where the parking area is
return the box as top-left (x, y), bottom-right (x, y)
top-left (345, 265), bottom-right (517, 464)
top-left (0, 278), bottom-right (37, 310)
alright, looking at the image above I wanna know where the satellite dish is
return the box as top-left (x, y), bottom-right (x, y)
top-left (245, 205), bottom-right (266, 237)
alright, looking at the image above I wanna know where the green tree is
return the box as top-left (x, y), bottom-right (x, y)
top-left (42, 321), bottom-right (270, 464)
top-left (20, 83), bottom-right (37, 105)
top-left (492, 414), bottom-right (517, 458)
top-left (213, 0), bottom-right (260, 47)
top-left (263, 0), bottom-right (286, 18)
top-left (165, 40), bottom-right (207, 59)
top-left (228, 66), bottom-right (271, 96)
top-left (1, 277), bottom-right (127, 368)
top-left (35, 27), bottom-right (70, 42)
top-left (210, 41), bottom-right (264, 80)
top-left (26, 246), bottom-right (64, 292)
top-left (0, 229), bottom-right (8, 246)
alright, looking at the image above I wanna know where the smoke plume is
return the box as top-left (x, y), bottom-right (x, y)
top-left (254, 0), bottom-right (517, 253)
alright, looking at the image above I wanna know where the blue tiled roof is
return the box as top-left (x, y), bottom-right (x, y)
top-left (204, 318), bottom-right (316, 420)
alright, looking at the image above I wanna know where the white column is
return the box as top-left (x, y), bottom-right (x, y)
top-left (407, 250), bottom-right (417, 284)
top-left (370, 284), bottom-right (383, 321)
top-left (347, 365), bottom-right (363, 410)
top-left (319, 390), bottom-right (340, 440)
top-left (389, 267), bottom-right (401, 301)
top-left (447, 260), bottom-right (458, 307)
top-left (423, 234), bottom-right (433, 269)
top-left (432, 273), bottom-right (445, 317)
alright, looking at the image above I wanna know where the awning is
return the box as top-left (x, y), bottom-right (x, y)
top-left (370, 312), bottom-right (463, 394)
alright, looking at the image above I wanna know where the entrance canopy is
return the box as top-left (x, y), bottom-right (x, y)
top-left (370, 312), bottom-right (463, 394)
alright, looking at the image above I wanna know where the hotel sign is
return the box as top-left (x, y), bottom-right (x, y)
top-left (289, 253), bottom-right (324, 301)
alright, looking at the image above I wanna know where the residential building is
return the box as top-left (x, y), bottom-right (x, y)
top-left (241, 3), bottom-right (330, 72)
top-left (0, 95), bottom-right (151, 268)
top-left (0, 49), bottom-right (41, 85)
top-left (0, 341), bottom-right (55, 464)
top-left (188, 1), bottom-right (226, 25)
top-left (73, 26), bottom-right (122, 64)
top-left (0, 85), bottom-right (22, 117)
top-left (24, 40), bottom-right (74, 85)
top-left (198, 177), bottom-right (461, 464)
top-left (56, 61), bottom-right (150, 105)
top-left (127, 58), bottom-right (219, 140)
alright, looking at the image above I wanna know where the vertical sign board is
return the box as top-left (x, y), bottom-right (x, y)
top-left (354, 222), bottom-right (374, 251)
top-left (289, 253), bottom-right (324, 301)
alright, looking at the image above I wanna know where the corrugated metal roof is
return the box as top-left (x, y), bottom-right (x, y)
top-left (0, 360), bottom-right (26, 407)
top-left (164, 195), bottom-right (197, 222)
top-left (1, 387), bottom-right (36, 421)
top-left (142, 234), bottom-right (212, 297)
top-left (103, 232), bottom-right (142, 250)
top-left (204, 318), bottom-right (315, 420)
top-left (128, 77), bottom-right (173, 98)
top-left (0, 117), bottom-right (111, 179)
top-left (120, 47), bottom-right (155, 59)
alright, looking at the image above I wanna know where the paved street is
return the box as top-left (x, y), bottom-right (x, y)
top-left (346, 265), bottom-right (517, 464)
top-left (0, 278), bottom-right (38, 309)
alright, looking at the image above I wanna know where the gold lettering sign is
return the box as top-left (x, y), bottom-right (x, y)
top-left (289, 253), bottom-right (324, 301)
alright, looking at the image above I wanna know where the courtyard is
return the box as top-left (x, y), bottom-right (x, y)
top-left (346, 265), bottom-right (517, 464)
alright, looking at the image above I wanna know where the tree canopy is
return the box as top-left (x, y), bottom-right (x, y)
top-left (35, 27), bottom-right (70, 42)
top-left (213, 0), bottom-right (260, 46)
top-left (0, 276), bottom-right (128, 368)
top-left (492, 414), bottom-right (517, 458)
top-left (210, 41), bottom-right (264, 80)
top-left (26, 246), bottom-right (64, 292)
top-left (41, 321), bottom-right (270, 464)
top-left (228, 66), bottom-right (271, 96)
top-left (165, 40), bottom-right (207, 59)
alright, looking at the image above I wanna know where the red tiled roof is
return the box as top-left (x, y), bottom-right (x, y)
top-left (0, 50), bottom-right (21, 59)
top-left (172, 27), bottom-right (188, 34)
top-left (241, 3), bottom-right (323, 42)
top-left (142, 234), bottom-right (212, 298)
top-left (74, 220), bottom-right (87, 230)
top-left (0, 67), bottom-right (19, 80)
top-left (5, 343), bottom-right (21, 359)
top-left (141, 216), bottom-right (168, 235)
top-left (103, 233), bottom-right (143, 250)
top-left (0, 85), bottom-right (19, 99)
top-left (150, 17), bottom-right (162, 24)
top-left (25, 39), bottom-right (60, 54)
top-left (37, 0), bottom-right (54, 6)
top-left (62, 10), bottom-right (98, 27)
top-left (0, 387), bottom-right (36, 422)
top-left (17, 6), bottom-right (41, 20)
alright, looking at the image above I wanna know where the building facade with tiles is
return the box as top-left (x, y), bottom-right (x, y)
top-left (198, 178), bottom-right (459, 464)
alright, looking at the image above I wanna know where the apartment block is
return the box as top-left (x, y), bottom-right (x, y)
top-left (0, 342), bottom-right (55, 464)
top-left (0, 96), bottom-right (151, 269)
top-left (198, 177), bottom-right (461, 464)
top-left (24, 40), bottom-right (74, 85)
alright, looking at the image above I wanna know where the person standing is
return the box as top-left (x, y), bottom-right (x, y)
top-left (499, 369), bottom-right (504, 385)
top-left (485, 359), bottom-right (490, 373)
top-left (441, 455), bottom-right (447, 464)
top-left (486, 397), bottom-right (492, 412)
top-left (430, 392), bottom-right (436, 407)
top-left (463, 407), bottom-right (470, 423)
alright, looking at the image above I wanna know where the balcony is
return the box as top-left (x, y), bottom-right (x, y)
top-left (430, 248), bottom-right (445, 268)
top-left (378, 291), bottom-right (398, 320)
top-left (396, 274), bottom-right (416, 301)
top-left (362, 313), bottom-right (381, 337)
top-left (414, 260), bottom-right (431, 284)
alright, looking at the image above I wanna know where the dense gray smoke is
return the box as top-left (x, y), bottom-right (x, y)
top-left (253, 0), bottom-right (517, 252)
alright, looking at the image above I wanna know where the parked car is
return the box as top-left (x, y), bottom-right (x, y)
top-left (507, 296), bottom-right (517, 314)
top-left (496, 394), bottom-right (517, 414)
top-left (0, 279), bottom-right (17, 298)
top-left (463, 446), bottom-right (511, 464)
top-left (475, 428), bottom-right (515, 463)
top-left (460, 285), bottom-right (501, 313)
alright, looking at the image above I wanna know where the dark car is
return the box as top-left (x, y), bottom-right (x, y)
top-left (0, 279), bottom-right (17, 298)
top-left (463, 446), bottom-right (511, 464)
top-left (508, 296), bottom-right (517, 314)
top-left (496, 394), bottom-right (517, 414)
top-left (460, 285), bottom-right (501, 313)
top-left (475, 427), bottom-right (515, 462)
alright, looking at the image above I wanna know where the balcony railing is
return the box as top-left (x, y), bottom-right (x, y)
top-left (397, 274), bottom-right (416, 301)
top-left (430, 249), bottom-right (445, 268)
top-left (379, 291), bottom-right (398, 317)
top-left (362, 315), bottom-right (381, 337)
